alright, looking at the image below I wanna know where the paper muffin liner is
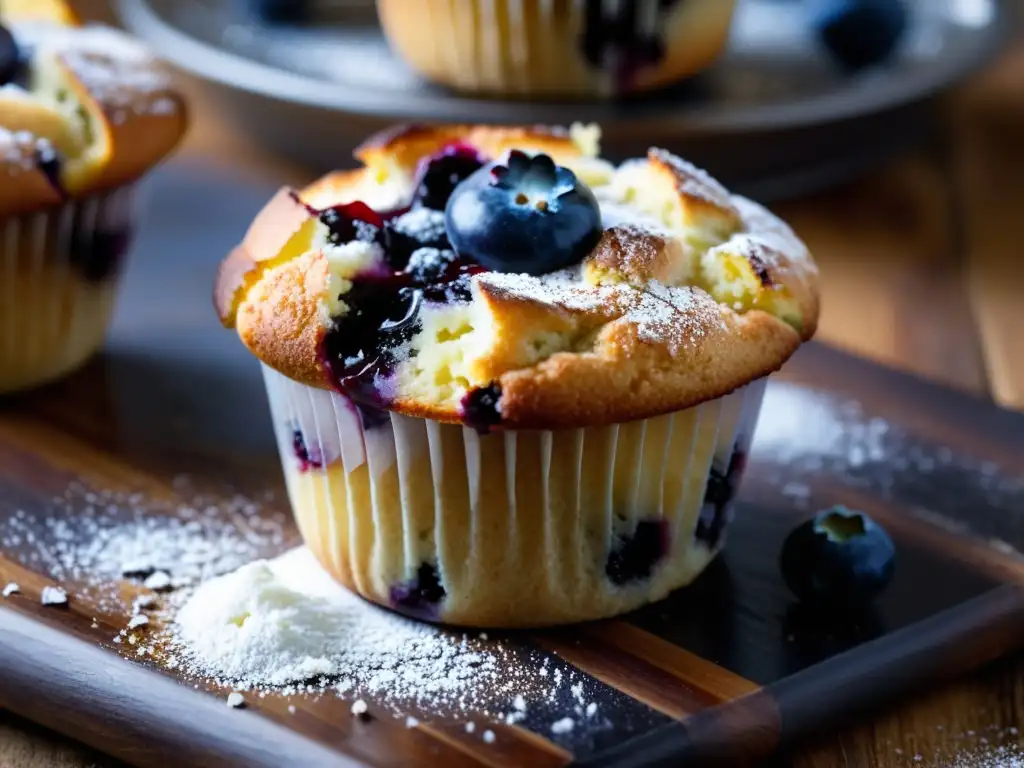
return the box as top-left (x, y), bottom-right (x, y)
top-left (376, 0), bottom-right (736, 97)
top-left (0, 186), bottom-right (136, 395)
top-left (263, 364), bottom-right (767, 627)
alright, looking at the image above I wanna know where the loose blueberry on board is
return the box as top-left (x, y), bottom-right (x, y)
top-left (779, 506), bottom-right (896, 604)
top-left (810, 0), bottom-right (909, 72)
top-left (0, 24), bottom-right (23, 87)
top-left (412, 144), bottom-right (487, 211)
top-left (606, 520), bottom-right (670, 586)
top-left (389, 562), bottom-right (446, 619)
top-left (446, 151), bottom-right (603, 276)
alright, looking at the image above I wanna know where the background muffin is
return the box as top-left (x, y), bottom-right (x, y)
top-left (376, 0), bottom-right (737, 98)
top-left (216, 123), bottom-right (819, 627)
top-left (0, 5), bottom-right (187, 394)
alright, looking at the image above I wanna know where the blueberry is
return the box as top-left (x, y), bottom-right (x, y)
top-left (383, 207), bottom-right (452, 271)
top-left (606, 520), bottom-right (670, 586)
top-left (292, 429), bottom-right (323, 471)
top-left (0, 25), bottom-right (24, 87)
top-left (445, 151), bottom-right (603, 276)
top-left (69, 228), bottom-right (132, 283)
top-left (460, 384), bottom-right (502, 434)
top-left (780, 506), bottom-right (896, 604)
top-left (412, 143), bottom-right (486, 211)
top-left (318, 201), bottom-right (384, 247)
top-left (811, 0), bottom-right (909, 72)
top-left (389, 562), bottom-right (446, 619)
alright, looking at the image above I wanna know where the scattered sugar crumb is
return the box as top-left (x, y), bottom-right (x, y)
top-left (2, 582), bottom-right (18, 598)
top-left (551, 717), bottom-right (575, 735)
top-left (127, 614), bottom-right (149, 630)
top-left (465, 722), bottom-right (476, 734)
top-left (512, 695), bottom-right (527, 712)
top-left (226, 692), bottom-right (244, 708)
top-left (287, 704), bottom-right (296, 714)
top-left (405, 716), bottom-right (419, 729)
top-left (133, 594), bottom-right (158, 613)
top-left (586, 702), bottom-right (598, 718)
top-left (351, 699), bottom-right (369, 717)
top-left (143, 571), bottom-right (172, 592)
top-left (482, 730), bottom-right (495, 744)
top-left (40, 586), bottom-right (67, 606)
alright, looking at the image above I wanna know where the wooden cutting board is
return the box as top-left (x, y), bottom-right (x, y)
top-left (1, 166), bottom-right (1024, 768)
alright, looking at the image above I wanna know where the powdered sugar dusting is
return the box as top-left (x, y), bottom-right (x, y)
top-left (649, 148), bottom-right (736, 211)
top-left (167, 547), bottom-right (604, 722)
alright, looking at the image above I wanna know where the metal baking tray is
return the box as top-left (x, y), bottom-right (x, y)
top-left (117, 0), bottom-right (1007, 200)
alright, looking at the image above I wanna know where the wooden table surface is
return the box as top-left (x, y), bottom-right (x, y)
top-left (3, 2), bottom-right (1024, 766)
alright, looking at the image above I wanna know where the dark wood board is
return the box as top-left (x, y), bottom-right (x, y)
top-left (2, 165), bottom-right (1024, 768)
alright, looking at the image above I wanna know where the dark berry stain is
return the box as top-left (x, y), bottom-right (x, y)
top-left (606, 519), bottom-right (670, 586)
top-left (389, 562), bottom-right (446, 619)
top-left (580, 0), bottom-right (684, 91)
top-left (70, 228), bottom-right (133, 283)
top-left (696, 449), bottom-right (748, 550)
top-left (460, 384), bottom-right (502, 435)
top-left (292, 429), bottom-right (323, 472)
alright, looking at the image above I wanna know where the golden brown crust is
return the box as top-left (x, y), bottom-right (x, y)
top-left (220, 123), bottom-right (820, 428)
top-left (235, 251), bottom-right (330, 390)
top-left (0, 21), bottom-right (188, 217)
top-left (214, 188), bottom-right (318, 327)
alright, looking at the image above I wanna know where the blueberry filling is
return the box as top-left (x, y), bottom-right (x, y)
top-left (389, 562), bottom-right (446, 618)
top-left (695, 449), bottom-right (747, 550)
top-left (606, 519), bottom-right (670, 586)
top-left (313, 167), bottom-right (488, 414)
top-left (412, 143), bottom-right (487, 211)
top-left (460, 384), bottom-right (502, 435)
top-left (580, 0), bottom-right (684, 90)
top-left (69, 227), bottom-right (133, 283)
top-left (291, 429), bottom-right (323, 472)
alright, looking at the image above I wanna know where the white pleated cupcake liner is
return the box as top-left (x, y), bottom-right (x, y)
top-left (0, 186), bottom-right (135, 394)
top-left (381, 0), bottom-right (732, 96)
top-left (263, 363), bottom-right (768, 626)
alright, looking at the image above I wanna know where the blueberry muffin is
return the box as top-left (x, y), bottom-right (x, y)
top-left (0, 5), bottom-right (187, 394)
top-left (215, 123), bottom-right (819, 627)
top-left (376, 0), bottom-right (736, 98)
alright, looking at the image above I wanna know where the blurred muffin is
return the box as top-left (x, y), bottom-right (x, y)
top-left (0, 3), bottom-right (187, 394)
top-left (376, 0), bottom-right (736, 98)
top-left (215, 122), bottom-right (819, 627)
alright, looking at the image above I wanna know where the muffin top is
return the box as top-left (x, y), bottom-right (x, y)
top-left (0, 5), bottom-right (187, 216)
top-left (216, 124), bottom-right (819, 430)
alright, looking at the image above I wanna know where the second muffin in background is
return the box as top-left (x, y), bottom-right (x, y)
top-left (0, 7), bottom-right (187, 394)
top-left (216, 123), bottom-right (819, 627)
top-left (376, 0), bottom-right (737, 98)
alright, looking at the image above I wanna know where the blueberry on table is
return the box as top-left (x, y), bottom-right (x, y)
top-left (780, 506), bottom-right (895, 604)
top-left (811, 0), bottom-right (909, 72)
top-left (445, 151), bottom-right (603, 276)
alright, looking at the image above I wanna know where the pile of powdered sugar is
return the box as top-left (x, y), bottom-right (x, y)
top-left (167, 547), bottom-right (597, 724)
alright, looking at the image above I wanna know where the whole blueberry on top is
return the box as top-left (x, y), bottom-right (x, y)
top-left (444, 151), bottom-right (603, 275)
top-left (780, 506), bottom-right (895, 604)
top-left (412, 143), bottom-right (487, 211)
top-left (0, 24), bottom-right (24, 87)
top-left (811, 0), bottom-right (909, 72)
